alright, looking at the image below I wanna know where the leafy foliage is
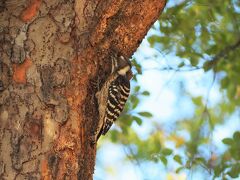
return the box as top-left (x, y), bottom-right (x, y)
top-left (97, 0), bottom-right (240, 179)
top-left (149, 0), bottom-right (240, 104)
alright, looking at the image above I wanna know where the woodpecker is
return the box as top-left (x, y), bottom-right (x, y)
top-left (95, 55), bottom-right (132, 142)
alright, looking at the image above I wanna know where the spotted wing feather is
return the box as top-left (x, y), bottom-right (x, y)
top-left (101, 76), bottom-right (130, 135)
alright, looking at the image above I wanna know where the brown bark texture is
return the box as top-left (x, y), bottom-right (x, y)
top-left (0, 0), bottom-right (166, 179)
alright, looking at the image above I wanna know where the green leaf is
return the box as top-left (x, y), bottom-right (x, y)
top-left (121, 126), bottom-right (128, 135)
top-left (203, 61), bottom-right (214, 72)
top-left (221, 77), bottom-right (229, 89)
top-left (110, 130), bottom-right (118, 142)
top-left (130, 96), bottom-right (139, 109)
top-left (133, 116), bottom-right (142, 126)
top-left (178, 62), bottom-right (185, 68)
top-left (222, 138), bottom-right (234, 145)
top-left (147, 35), bottom-right (161, 46)
top-left (176, 167), bottom-right (184, 173)
top-left (138, 112), bottom-right (152, 118)
top-left (134, 86), bottom-right (140, 92)
top-left (142, 91), bottom-right (150, 96)
top-left (195, 157), bottom-right (206, 164)
top-left (192, 96), bottom-right (202, 106)
top-left (227, 164), bottom-right (240, 178)
top-left (233, 131), bottom-right (240, 141)
top-left (185, 160), bottom-right (191, 169)
top-left (160, 156), bottom-right (168, 166)
top-left (214, 165), bottom-right (223, 177)
top-left (173, 155), bottom-right (182, 165)
top-left (162, 148), bottom-right (173, 156)
top-left (121, 114), bottom-right (133, 126)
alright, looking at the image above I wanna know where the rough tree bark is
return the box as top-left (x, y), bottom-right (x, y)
top-left (0, 0), bottom-right (166, 179)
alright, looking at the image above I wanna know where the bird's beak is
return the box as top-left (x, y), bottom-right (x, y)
top-left (127, 70), bottom-right (133, 80)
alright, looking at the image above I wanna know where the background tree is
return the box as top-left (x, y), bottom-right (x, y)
top-left (96, 0), bottom-right (240, 179)
top-left (0, 0), bottom-right (166, 179)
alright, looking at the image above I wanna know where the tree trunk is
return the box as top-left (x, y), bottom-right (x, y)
top-left (0, 0), bottom-right (166, 179)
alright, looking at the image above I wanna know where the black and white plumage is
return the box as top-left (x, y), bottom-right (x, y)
top-left (95, 55), bottom-right (132, 142)
top-left (101, 75), bottom-right (130, 135)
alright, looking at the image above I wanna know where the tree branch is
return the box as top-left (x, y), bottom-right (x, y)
top-left (207, 38), bottom-right (240, 68)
